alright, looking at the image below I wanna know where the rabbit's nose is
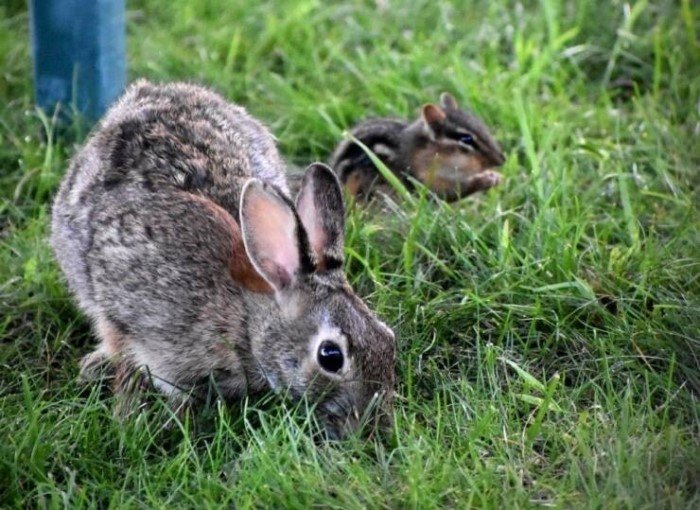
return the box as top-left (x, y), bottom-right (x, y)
top-left (341, 412), bottom-right (361, 438)
top-left (322, 412), bottom-right (358, 440)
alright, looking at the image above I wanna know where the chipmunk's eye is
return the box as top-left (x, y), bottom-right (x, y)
top-left (458, 134), bottom-right (476, 147)
top-left (317, 340), bottom-right (344, 373)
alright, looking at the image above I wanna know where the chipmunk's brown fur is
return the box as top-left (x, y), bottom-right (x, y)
top-left (330, 93), bottom-right (506, 201)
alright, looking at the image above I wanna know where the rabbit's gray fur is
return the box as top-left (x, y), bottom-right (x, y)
top-left (51, 80), bottom-right (395, 438)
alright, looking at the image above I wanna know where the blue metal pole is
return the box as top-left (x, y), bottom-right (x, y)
top-left (29, 0), bottom-right (126, 122)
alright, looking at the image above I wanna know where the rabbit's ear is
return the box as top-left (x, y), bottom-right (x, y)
top-left (184, 192), bottom-right (273, 294)
top-left (229, 230), bottom-right (274, 293)
top-left (240, 180), bottom-right (310, 292)
top-left (296, 163), bottom-right (345, 272)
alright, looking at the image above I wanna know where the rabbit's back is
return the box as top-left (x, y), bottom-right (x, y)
top-left (51, 80), bottom-right (287, 319)
top-left (59, 80), bottom-right (287, 210)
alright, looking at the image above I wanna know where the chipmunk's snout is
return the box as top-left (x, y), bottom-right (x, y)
top-left (492, 150), bottom-right (506, 167)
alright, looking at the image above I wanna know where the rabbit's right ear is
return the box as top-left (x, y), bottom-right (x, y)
top-left (296, 163), bottom-right (345, 272)
top-left (240, 180), bottom-right (311, 292)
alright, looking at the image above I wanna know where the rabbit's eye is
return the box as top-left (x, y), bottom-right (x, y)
top-left (317, 340), bottom-right (344, 373)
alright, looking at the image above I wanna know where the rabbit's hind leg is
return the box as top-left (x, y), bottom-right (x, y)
top-left (78, 316), bottom-right (124, 383)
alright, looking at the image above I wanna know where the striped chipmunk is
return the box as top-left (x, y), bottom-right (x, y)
top-left (329, 92), bottom-right (506, 202)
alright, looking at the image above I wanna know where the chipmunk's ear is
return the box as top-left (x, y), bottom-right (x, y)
top-left (439, 92), bottom-right (459, 110)
top-left (421, 104), bottom-right (446, 137)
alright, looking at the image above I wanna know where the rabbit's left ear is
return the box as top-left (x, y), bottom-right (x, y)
top-left (240, 179), bottom-right (311, 292)
top-left (183, 192), bottom-right (273, 294)
top-left (295, 163), bottom-right (345, 272)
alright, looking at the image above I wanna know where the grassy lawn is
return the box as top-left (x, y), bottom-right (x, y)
top-left (1, 0), bottom-right (699, 507)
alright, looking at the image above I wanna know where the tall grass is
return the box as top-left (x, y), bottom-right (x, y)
top-left (1, 0), bottom-right (698, 507)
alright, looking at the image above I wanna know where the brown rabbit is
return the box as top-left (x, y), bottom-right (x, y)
top-left (330, 92), bottom-right (506, 201)
top-left (51, 80), bottom-right (396, 439)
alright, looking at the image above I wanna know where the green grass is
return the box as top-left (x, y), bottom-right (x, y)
top-left (1, 0), bottom-right (699, 507)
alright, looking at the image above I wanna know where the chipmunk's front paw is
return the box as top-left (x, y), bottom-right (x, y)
top-left (474, 170), bottom-right (502, 191)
